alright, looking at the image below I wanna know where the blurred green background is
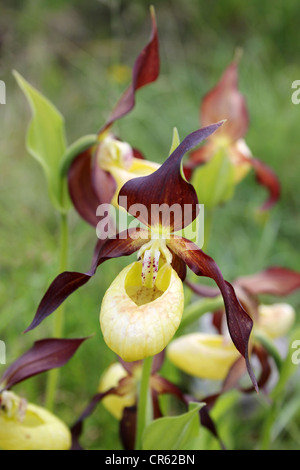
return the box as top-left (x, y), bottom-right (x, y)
top-left (0, 0), bottom-right (300, 450)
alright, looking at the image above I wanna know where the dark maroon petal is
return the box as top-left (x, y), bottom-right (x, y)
top-left (184, 279), bottom-right (220, 297)
top-left (0, 338), bottom-right (88, 391)
top-left (201, 61), bottom-right (249, 143)
top-left (119, 123), bottom-right (224, 231)
top-left (151, 350), bottom-right (166, 374)
top-left (183, 394), bottom-right (225, 450)
top-left (24, 272), bottom-right (92, 333)
top-left (222, 356), bottom-right (248, 393)
top-left (241, 345), bottom-right (272, 394)
top-left (151, 375), bottom-right (186, 402)
top-left (71, 389), bottom-right (117, 450)
top-left (151, 389), bottom-right (163, 419)
top-left (67, 147), bottom-right (100, 227)
top-left (117, 358), bottom-right (141, 376)
top-left (234, 266), bottom-right (300, 297)
top-left (133, 147), bottom-right (146, 160)
top-left (91, 162), bottom-right (116, 207)
top-left (222, 346), bottom-right (271, 395)
top-left (120, 405), bottom-right (137, 450)
top-left (170, 250), bottom-right (187, 281)
top-left (25, 228), bottom-right (150, 332)
top-left (168, 236), bottom-right (258, 392)
top-left (245, 157), bottom-right (281, 211)
top-left (118, 350), bottom-right (165, 376)
top-left (99, 8), bottom-right (159, 134)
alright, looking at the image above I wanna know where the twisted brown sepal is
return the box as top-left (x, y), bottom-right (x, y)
top-left (201, 61), bottom-right (249, 143)
top-left (0, 337), bottom-right (89, 392)
top-left (67, 7), bottom-right (159, 226)
top-left (99, 6), bottom-right (159, 134)
top-left (241, 155), bottom-right (281, 211)
top-left (25, 228), bottom-right (150, 332)
top-left (168, 236), bottom-right (258, 392)
top-left (119, 123), bottom-right (224, 231)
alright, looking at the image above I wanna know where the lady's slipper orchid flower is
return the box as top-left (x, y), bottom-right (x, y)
top-left (25, 122), bottom-right (258, 391)
top-left (182, 266), bottom-right (300, 386)
top-left (187, 60), bottom-right (280, 210)
top-left (71, 353), bottom-right (221, 450)
top-left (167, 333), bottom-right (240, 381)
top-left (0, 391), bottom-right (71, 450)
top-left (66, 8), bottom-right (160, 227)
top-left (0, 337), bottom-right (88, 450)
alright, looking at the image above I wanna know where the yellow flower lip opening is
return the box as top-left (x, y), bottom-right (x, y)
top-left (0, 391), bottom-right (71, 450)
top-left (167, 333), bottom-right (240, 381)
top-left (100, 261), bottom-right (184, 362)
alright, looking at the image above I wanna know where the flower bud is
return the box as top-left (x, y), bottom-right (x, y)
top-left (100, 261), bottom-right (184, 361)
top-left (0, 391), bottom-right (71, 450)
top-left (167, 333), bottom-right (240, 380)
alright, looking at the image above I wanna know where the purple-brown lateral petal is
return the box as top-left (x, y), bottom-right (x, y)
top-left (100, 8), bottom-right (159, 134)
top-left (120, 405), bottom-right (137, 451)
top-left (201, 61), bottom-right (249, 143)
top-left (0, 337), bottom-right (88, 391)
top-left (184, 279), bottom-right (220, 298)
top-left (118, 351), bottom-right (165, 376)
top-left (119, 123), bottom-right (224, 231)
top-left (91, 160), bottom-right (116, 207)
top-left (68, 147), bottom-right (100, 227)
top-left (245, 156), bottom-right (281, 211)
top-left (235, 266), bottom-right (300, 297)
top-left (170, 250), bottom-right (187, 281)
top-left (241, 345), bottom-right (272, 393)
top-left (168, 236), bottom-right (258, 392)
top-left (71, 389), bottom-right (117, 450)
top-left (25, 228), bottom-right (150, 332)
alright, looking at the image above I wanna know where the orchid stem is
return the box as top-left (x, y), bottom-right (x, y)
top-left (253, 331), bottom-right (283, 373)
top-left (45, 212), bottom-right (69, 411)
top-left (178, 296), bottom-right (224, 334)
top-left (135, 356), bottom-right (153, 450)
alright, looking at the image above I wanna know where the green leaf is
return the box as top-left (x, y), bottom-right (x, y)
top-left (169, 127), bottom-right (180, 156)
top-left (14, 70), bottom-right (69, 212)
top-left (142, 402), bottom-right (204, 450)
top-left (191, 149), bottom-right (235, 209)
